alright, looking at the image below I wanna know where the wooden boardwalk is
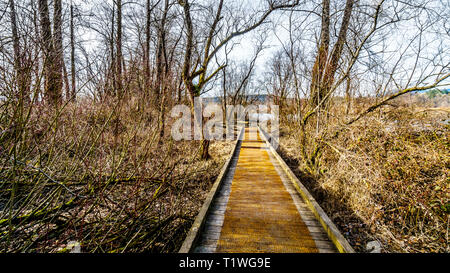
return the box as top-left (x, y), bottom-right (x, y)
top-left (191, 127), bottom-right (338, 253)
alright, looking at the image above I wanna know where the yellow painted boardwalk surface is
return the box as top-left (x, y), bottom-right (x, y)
top-left (194, 127), bottom-right (337, 253)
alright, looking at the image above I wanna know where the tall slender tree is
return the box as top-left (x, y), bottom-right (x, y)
top-left (70, 0), bottom-right (76, 100)
top-left (179, 0), bottom-right (300, 159)
top-left (156, 0), bottom-right (170, 140)
top-left (321, 0), bottom-right (354, 95)
top-left (144, 0), bottom-right (153, 98)
top-left (310, 0), bottom-right (330, 107)
top-left (53, 0), bottom-right (64, 100)
top-left (116, 0), bottom-right (123, 97)
top-left (309, 0), bottom-right (355, 108)
top-left (8, 0), bottom-right (29, 103)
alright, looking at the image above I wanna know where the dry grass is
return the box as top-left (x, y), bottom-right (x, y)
top-left (0, 95), bottom-right (233, 253)
top-left (279, 101), bottom-right (449, 253)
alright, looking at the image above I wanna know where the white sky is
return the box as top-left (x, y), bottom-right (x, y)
top-left (60, 0), bottom-right (450, 97)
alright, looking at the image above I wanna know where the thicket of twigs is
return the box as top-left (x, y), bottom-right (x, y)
top-left (279, 99), bottom-right (449, 253)
top-left (0, 95), bottom-right (232, 252)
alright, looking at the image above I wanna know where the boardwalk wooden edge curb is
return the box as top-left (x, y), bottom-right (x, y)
top-left (257, 126), bottom-right (355, 253)
top-left (178, 126), bottom-right (245, 253)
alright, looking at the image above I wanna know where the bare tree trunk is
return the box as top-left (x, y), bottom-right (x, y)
top-left (144, 0), bottom-right (152, 98)
top-left (53, 0), bottom-right (64, 101)
top-left (177, 78), bottom-right (182, 103)
top-left (156, 0), bottom-right (169, 140)
top-left (155, 0), bottom-right (167, 98)
top-left (116, 0), bottom-right (123, 97)
top-left (180, 0), bottom-right (223, 160)
top-left (108, 2), bottom-right (116, 98)
top-left (38, 0), bottom-right (61, 105)
top-left (180, 0), bottom-right (195, 109)
top-left (345, 75), bottom-right (352, 115)
top-left (321, 0), bottom-right (354, 95)
top-left (32, 0), bottom-right (41, 100)
top-left (9, 0), bottom-right (20, 79)
top-left (309, 0), bottom-right (354, 109)
top-left (70, 1), bottom-right (76, 101)
top-left (62, 62), bottom-right (70, 99)
top-left (222, 66), bottom-right (227, 125)
top-left (9, 0), bottom-right (30, 104)
top-left (310, 0), bottom-right (330, 107)
top-left (200, 139), bottom-right (210, 160)
top-left (287, 11), bottom-right (301, 118)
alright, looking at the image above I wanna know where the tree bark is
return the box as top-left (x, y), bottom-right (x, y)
top-left (116, 0), bottom-right (123, 97)
top-left (108, 2), bottom-right (116, 98)
top-left (144, 0), bottom-right (152, 98)
top-left (309, 0), bottom-right (354, 108)
top-left (345, 75), bottom-right (352, 115)
top-left (8, 0), bottom-right (30, 104)
top-left (310, 0), bottom-right (330, 107)
top-left (321, 0), bottom-right (354, 96)
top-left (156, 0), bottom-right (170, 140)
top-left (180, 0), bottom-right (195, 109)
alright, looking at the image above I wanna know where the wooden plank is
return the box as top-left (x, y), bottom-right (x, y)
top-left (202, 224), bottom-right (223, 234)
top-left (187, 126), bottom-right (345, 254)
top-left (315, 239), bottom-right (337, 249)
top-left (268, 151), bottom-right (337, 253)
top-left (309, 231), bottom-right (332, 241)
top-left (193, 246), bottom-right (215, 253)
top-left (178, 126), bottom-right (244, 253)
top-left (215, 128), bottom-right (320, 253)
top-left (205, 217), bottom-right (225, 227)
top-left (258, 126), bottom-right (355, 253)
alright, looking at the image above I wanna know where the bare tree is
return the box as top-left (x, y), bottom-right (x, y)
top-left (144, 0), bottom-right (152, 98)
top-left (309, 0), bottom-right (330, 107)
top-left (53, 0), bottom-right (64, 100)
top-left (38, 0), bottom-right (62, 105)
top-left (70, 0), bottom-right (76, 101)
top-left (8, 0), bottom-right (30, 104)
top-left (291, 0), bottom-right (449, 173)
top-left (116, 0), bottom-right (123, 97)
top-left (309, 0), bottom-right (354, 108)
top-left (156, 0), bottom-right (170, 140)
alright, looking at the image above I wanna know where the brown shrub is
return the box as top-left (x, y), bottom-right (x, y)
top-left (0, 95), bottom-right (233, 252)
top-left (279, 103), bottom-right (449, 253)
